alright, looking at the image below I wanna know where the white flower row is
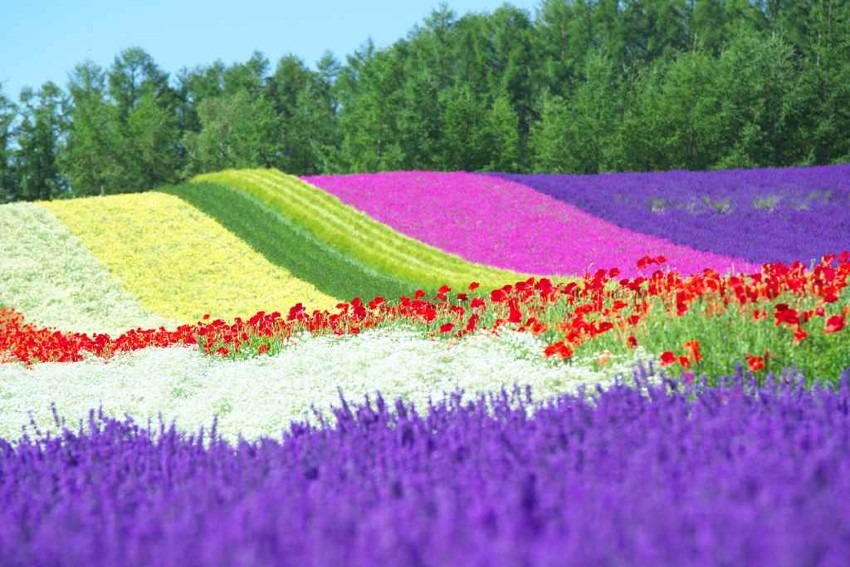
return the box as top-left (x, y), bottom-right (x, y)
top-left (0, 326), bottom-right (656, 444)
top-left (0, 203), bottom-right (173, 335)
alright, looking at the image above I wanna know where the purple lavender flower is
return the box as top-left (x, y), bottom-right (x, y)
top-left (2, 369), bottom-right (849, 565)
top-left (491, 164), bottom-right (850, 265)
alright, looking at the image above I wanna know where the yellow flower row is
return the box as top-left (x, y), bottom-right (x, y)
top-left (40, 193), bottom-right (340, 324)
top-left (0, 202), bottom-right (170, 334)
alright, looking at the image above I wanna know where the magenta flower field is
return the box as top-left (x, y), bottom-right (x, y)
top-left (304, 172), bottom-right (758, 277)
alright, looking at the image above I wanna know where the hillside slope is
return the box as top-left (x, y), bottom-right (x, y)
top-left (0, 202), bottom-right (171, 334)
top-left (159, 182), bottom-right (417, 302)
top-left (304, 171), bottom-right (760, 276)
top-left (195, 169), bottom-right (533, 290)
top-left (40, 192), bottom-right (339, 325)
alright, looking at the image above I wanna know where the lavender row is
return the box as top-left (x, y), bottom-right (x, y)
top-left (3, 369), bottom-right (849, 566)
top-left (492, 165), bottom-right (850, 264)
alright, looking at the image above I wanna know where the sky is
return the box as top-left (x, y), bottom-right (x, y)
top-left (1, 0), bottom-right (540, 98)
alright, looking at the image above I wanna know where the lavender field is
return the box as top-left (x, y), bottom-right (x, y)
top-left (2, 371), bottom-right (849, 565)
top-left (493, 165), bottom-right (850, 264)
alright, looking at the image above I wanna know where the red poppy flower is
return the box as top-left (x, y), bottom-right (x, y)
top-left (626, 335), bottom-right (638, 349)
top-left (636, 255), bottom-right (654, 269)
top-left (793, 328), bottom-right (808, 344)
top-left (490, 289), bottom-right (508, 303)
top-left (747, 355), bottom-right (765, 372)
top-left (774, 306), bottom-right (800, 327)
top-left (544, 342), bottom-right (573, 359)
top-left (468, 281), bottom-right (480, 291)
top-left (660, 351), bottom-right (676, 366)
top-left (684, 339), bottom-right (702, 363)
top-left (439, 323), bottom-right (455, 333)
top-left (825, 315), bottom-right (845, 334)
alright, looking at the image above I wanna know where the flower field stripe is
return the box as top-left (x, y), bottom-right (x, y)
top-left (491, 165), bottom-right (850, 265)
top-left (157, 182), bottom-right (417, 302)
top-left (194, 169), bottom-right (536, 290)
top-left (38, 192), bottom-right (340, 324)
top-left (0, 328), bottom-right (649, 444)
top-left (3, 253), bottom-right (846, 382)
top-left (304, 171), bottom-right (760, 277)
top-left (202, 168), bottom-right (530, 288)
top-left (0, 202), bottom-right (172, 335)
top-left (2, 371), bottom-right (849, 564)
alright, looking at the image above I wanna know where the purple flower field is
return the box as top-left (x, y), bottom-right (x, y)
top-left (303, 172), bottom-right (758, 277)
top-left (3, 370), bottom-right (850, 566)
top-left (493, 165), bottom-right (850, 265)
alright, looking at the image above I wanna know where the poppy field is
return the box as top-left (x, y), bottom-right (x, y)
top-left (1, 165), bottom-right (850, 564)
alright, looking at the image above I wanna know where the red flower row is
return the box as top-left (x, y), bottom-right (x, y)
top-left (1, 253), bottom-right (848, 367)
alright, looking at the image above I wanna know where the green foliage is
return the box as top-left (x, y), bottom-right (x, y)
top-left (529, 94), bottom-right (571, 173)
top-left (61, 62), bottom-right (122, 196)
top-left (15, 82), bottom-right (68, 201)
top-left (182, 90), bottom-right (280, 175)
top-left (0, 86), bottom-right (18, 201)
top-left (158, 182), bottom-right (417, 302)
top-left (539, 283), bottom-right (850, 387)
top-left (2, 0), bottom-right (850, 198)
top-left (61, 49), bottom-right (179, 196)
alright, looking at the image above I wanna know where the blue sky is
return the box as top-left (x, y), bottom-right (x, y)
top-left (1, 0), bottom-right (539, 98)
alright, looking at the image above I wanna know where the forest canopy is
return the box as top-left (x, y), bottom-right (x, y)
top-left (1, 0), bottom-right (848, 201)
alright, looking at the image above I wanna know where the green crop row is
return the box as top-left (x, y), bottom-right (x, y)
top-left (158, 182), bottom-right (416, 302)
top-left (194, 169), bottom-right (532, 291)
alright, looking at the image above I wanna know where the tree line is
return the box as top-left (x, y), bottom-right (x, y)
top-left (1, 0), bottom-right (848, 201)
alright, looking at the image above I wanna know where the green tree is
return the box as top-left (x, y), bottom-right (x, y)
top-left (794, 0), bottom-right (850, 163)
top-left (483, 94), bottom-right (520, 171)
top-left (622, 51), bottom-right (726, 170)
top-left (15, 82), bottom-right (68, 201)
top-left (62, 61), bottom-right (123, 195)
top-left (531, 51), bottom-right (622, 173)
top-left (337, 41), bottom-right (406, 171)
top-left (183, 89), bottom-right (280, 174)
top-left (535, 0), bottom-right (596, 95)
top-left (487, 5), bottom-right (537, 163)
top-left (125, 89), bottom-right (179, 188)
top-left (529, 94), bottom-right (572, 173)
top-left (714, 32), bottom-right (805, 167)
top-left (440, 84), bottom-right (487, 170)
top-left (0, 85), bottom-right (16, 201)
top-left (106, 47), bottom-right (179, 190)
top-left (175, 60), bottom-right (226, 136)
top-left (266, 53), bottom-right (341, 173)
top-left (691, 0), bottom-right (732, 54)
